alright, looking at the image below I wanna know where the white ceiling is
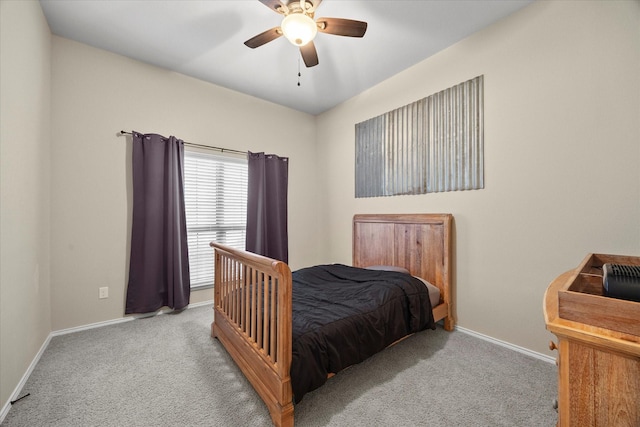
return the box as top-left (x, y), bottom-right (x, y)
top-left (40, 0), bottom-right (533, 115)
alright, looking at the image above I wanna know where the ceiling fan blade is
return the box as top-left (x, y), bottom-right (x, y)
top-left (300, 41), bottom-right (319, 67)
top-left (316, 17), bottom-right (368, 37)
top-left (258, 0), bottom-right (287, 14)
top-left (244, 27), bottom-right (283, 49)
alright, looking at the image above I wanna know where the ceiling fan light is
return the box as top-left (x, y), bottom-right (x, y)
top-left (281, 13), bottom-right (317, 47)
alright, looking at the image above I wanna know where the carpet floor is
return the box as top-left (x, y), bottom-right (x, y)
top-left (2, 305), bottom-right (557, 426)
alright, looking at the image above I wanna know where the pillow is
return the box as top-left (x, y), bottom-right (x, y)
top-left (365, 265), bottom-right (410, 274)
top-left (414, 276), bottom-right (441, 308)
top-left (365, 265), bottom-right (440, 307)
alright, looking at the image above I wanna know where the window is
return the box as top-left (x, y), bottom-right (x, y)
top-left (184, 149), bottom-right (248, 289)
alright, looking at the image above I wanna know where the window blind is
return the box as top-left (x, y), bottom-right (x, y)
top-left (184, 150), bottom-right (248, 288)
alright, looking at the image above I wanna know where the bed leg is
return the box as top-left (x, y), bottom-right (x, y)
top-left (211, 321), bottom-right (218, 339)
top-left (443, 316), bottom-right (455, 332)
top-left (269, 403), bottom-right (294, 427)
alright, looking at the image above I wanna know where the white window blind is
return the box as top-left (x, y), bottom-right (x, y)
top-left (184, 150), bottom-right (247, 288)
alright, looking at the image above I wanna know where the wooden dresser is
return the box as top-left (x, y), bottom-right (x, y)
top-left (544, 254), bottom-right (640, 427)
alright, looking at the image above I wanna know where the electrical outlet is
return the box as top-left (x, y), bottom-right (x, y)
top-left (99, 287), bottom-right (109, 299)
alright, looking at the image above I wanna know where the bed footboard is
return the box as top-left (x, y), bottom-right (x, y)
top-left (210, 243), bottom-right (293, 427)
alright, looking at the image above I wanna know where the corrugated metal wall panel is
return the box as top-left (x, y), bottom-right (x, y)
top-left (355, 75), bottom-right (484, 197)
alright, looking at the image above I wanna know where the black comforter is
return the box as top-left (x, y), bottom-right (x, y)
top-left (290, 264), bottom-right (435, 403)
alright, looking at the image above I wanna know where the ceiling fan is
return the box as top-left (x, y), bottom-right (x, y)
top-left (244, 0), bottom-right (368, 68)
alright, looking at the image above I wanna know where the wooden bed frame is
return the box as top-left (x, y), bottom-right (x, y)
top-left (210, 213), bottom-right (454, 427)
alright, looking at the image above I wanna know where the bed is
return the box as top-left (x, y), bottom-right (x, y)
top-left (210, 213), bottom-right (454, 427)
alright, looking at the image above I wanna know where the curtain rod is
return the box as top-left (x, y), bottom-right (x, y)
top-left (119, 131), bottom-right (247, 155)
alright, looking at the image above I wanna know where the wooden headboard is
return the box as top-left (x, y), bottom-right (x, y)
top-left (353, 213), bottom-right (453, 329)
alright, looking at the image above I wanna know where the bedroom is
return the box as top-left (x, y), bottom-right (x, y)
top-left (1, 0), bottom-right (639, 424)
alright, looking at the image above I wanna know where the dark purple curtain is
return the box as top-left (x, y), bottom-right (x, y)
top-left (246, 151), bottom-right (289, 263)
top-left (125, 132), bottom-right (190, 314)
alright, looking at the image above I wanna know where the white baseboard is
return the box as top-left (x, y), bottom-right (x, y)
top-left (0, 300), bottom-right (215, 423)
top-left (51, 315), bottom-right (135, 337)
top-left (0, 333), bottom-right (52, 424)
top-left (455, 325), bottom-right (556, 364)
top-left (51, 300), bottom-right (214, 336)
top-left (185, 300), bottom-right (214, 309)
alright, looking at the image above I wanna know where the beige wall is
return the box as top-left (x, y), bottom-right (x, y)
top-left (316, 0), bottom-right (640, 356)
top-left (0, 0), bottom-right (52, 410)
top-left (49, 37), bottom-right (319, 330)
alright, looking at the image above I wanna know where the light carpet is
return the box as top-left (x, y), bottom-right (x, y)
top-left (2, 305), bottom-right (557, 426)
